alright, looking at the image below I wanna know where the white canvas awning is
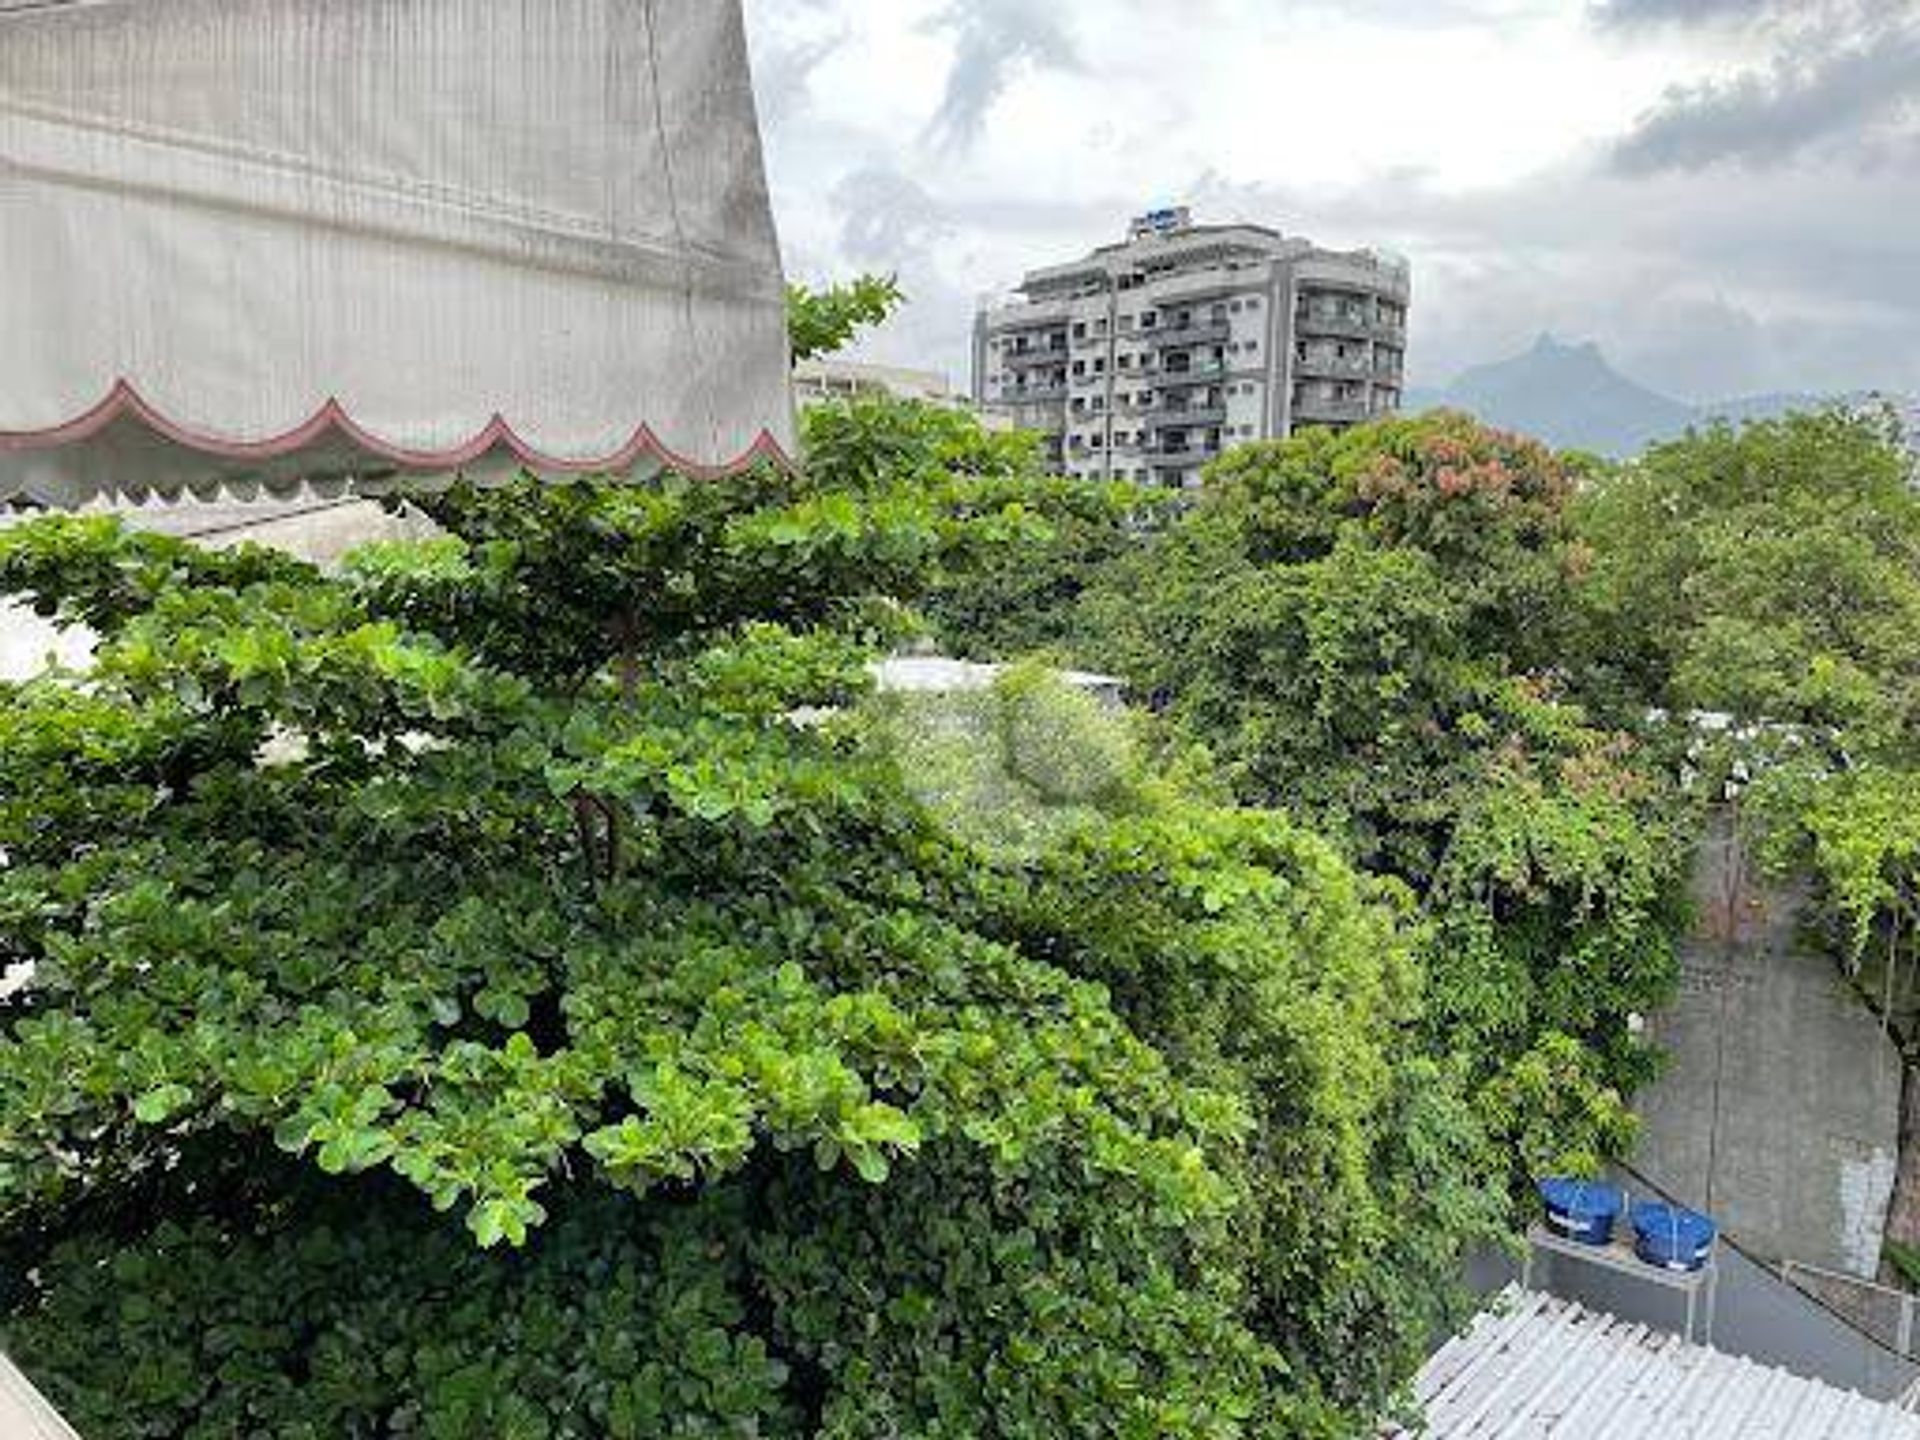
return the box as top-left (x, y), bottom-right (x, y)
top-left (0, 0), bottom-right (795, 504)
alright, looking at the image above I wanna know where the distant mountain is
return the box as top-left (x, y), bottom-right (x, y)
top-left (1418, 336), bottom-right (1693, 457)
top-left (1408, 335), bottom-right (1908, 457)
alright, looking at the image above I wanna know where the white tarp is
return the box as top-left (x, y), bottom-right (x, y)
top-left (0, 0), bottom-right (795, 504)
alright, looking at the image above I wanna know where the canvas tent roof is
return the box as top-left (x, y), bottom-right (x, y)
top-left (0, 0), bottom-right (794, 504)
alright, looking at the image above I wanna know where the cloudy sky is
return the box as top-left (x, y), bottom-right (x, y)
top-left (742, 0), bottom-right (1920, 401)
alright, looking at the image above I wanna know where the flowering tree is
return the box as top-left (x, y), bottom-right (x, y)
top-left (943, 412), bottom-right (1690, 1189)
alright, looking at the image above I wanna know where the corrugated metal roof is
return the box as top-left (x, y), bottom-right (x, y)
top-left (0, 1351), bottom-right (80, 1439)
top-left (1397, 1288), bottom-right (1920, 1438)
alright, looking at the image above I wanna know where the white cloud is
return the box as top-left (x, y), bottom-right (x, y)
top-left (745, 0), bottom-right (1920, 400)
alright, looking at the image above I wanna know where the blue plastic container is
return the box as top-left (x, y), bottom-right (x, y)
top-left (1536, 1177), bottom-right (1624, 1246)
top-left (1630, 1201), bottom-right (1716, 1271)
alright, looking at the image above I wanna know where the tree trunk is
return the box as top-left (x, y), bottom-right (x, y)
top-left (1881, 1061), bottom-right (1920, 1278)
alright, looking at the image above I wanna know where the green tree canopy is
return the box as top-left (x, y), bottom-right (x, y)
top-left (1570, 406), bottom-right (1920, 1270)
top-left (786, 276), bottom-right (906, 365)
top-left (938, 411), bottom-right (1690, 1188)
top-left (1576, 407), bottom-right (1920, 740)
top-left (0, 395), bottom-right (1503, 1436)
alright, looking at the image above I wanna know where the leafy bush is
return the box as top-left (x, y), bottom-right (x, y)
top-left (0, 400), bottom-right (1503, 1436)
top-left (938, 411), bottom-right (1691, 1194)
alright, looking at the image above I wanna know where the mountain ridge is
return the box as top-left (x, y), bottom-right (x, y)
top-left (1406, 335), bottom-right (1909, 457)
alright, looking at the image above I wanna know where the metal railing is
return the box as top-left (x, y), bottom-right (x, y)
top-left (1141, 404), bottom-right (1226, 426)
top-left (1157, 365), bottom-right (1231, 387)
top-left (1293, 396), bottom-right (1369, 423)
top-left (1144, 320), bottom-right (1230, 348)
top-left (1780, 1259), bottom-right (1920, 1357)
top-left (1001, 348), bottom-right (1068, 370)
top-left (1294, 310), bottom-right (1372, 339)
top-left (1294, 353), bottom-right (1372, 378)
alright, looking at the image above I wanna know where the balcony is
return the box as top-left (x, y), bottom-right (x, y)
top-left (1374, 320), bottom-right (1407, 345)
top-left (1159, 361), bottom-right (1237, 382)
top-left (1145, 319), bottom-right (1231, 348)
top-left (1157, 366), bottom-right (1228, 387)
top-left (1143, 403), bottom-right (1227, 427)
top-left (1152, 440), bottom-right (1219, 463)
top-left (1294, 309), bottom-right (1372, 340)
top-left (1292, 394), bottom-right (1369, 424)
top-left (1147, 264), bottom-right (1260, 305)
top-left (1002, 347), bottom-right (1070, 371)
top-left (1006, 384), bottom-right (1067, 404)
top-left (1294, 352), bottom-right (1372, 379)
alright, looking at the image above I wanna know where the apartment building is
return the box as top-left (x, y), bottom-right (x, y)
top-left (971, 207), bottom-right (1410, 485)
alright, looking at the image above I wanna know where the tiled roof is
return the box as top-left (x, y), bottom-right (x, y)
top-left (1397, 1288), bottom-right (1920, 1438)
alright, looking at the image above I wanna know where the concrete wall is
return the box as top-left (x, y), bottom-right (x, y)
top-left (1632, 807), bottom-right (1902, 1276)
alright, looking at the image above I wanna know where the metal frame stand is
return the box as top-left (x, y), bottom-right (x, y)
top-left (1522, 1222), bottom-right (1719, 1344)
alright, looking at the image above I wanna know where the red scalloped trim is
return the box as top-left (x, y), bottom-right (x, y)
top-left (0, 379), bottom-right (794, 480)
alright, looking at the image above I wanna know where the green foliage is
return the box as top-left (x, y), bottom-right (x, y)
top-left (8, 1177), bottom-right (796, 1440)
top-left (786, 275), bottom-right (905, 364)
top-left (1886, 1238), bottom-right (1920, 1294)
top-left (0, 403), bottom-right (1504, 1435)
top-left (939, 409), bottom-right (1690, 1196)
top-left (1765, 762), bottom-right (1920, 961)
top-left (1575, 408), bottom-right (1920, 739)
top-left (868, 663), bottom-right (1149, 856)
top-left (1579, 410), bottom-right (1920, 1082)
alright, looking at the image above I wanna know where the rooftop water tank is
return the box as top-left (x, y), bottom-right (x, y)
top-left (1536, 1177), bottom-right (1624, 1246)
top-left (1630, 1201), bottom-right (1717, 1272)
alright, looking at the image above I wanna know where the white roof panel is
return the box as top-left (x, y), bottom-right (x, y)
top-left (0, 1351), bottom-right (79, 1439)
top-left (1397, 1289), bottom-right (1920, 1438)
